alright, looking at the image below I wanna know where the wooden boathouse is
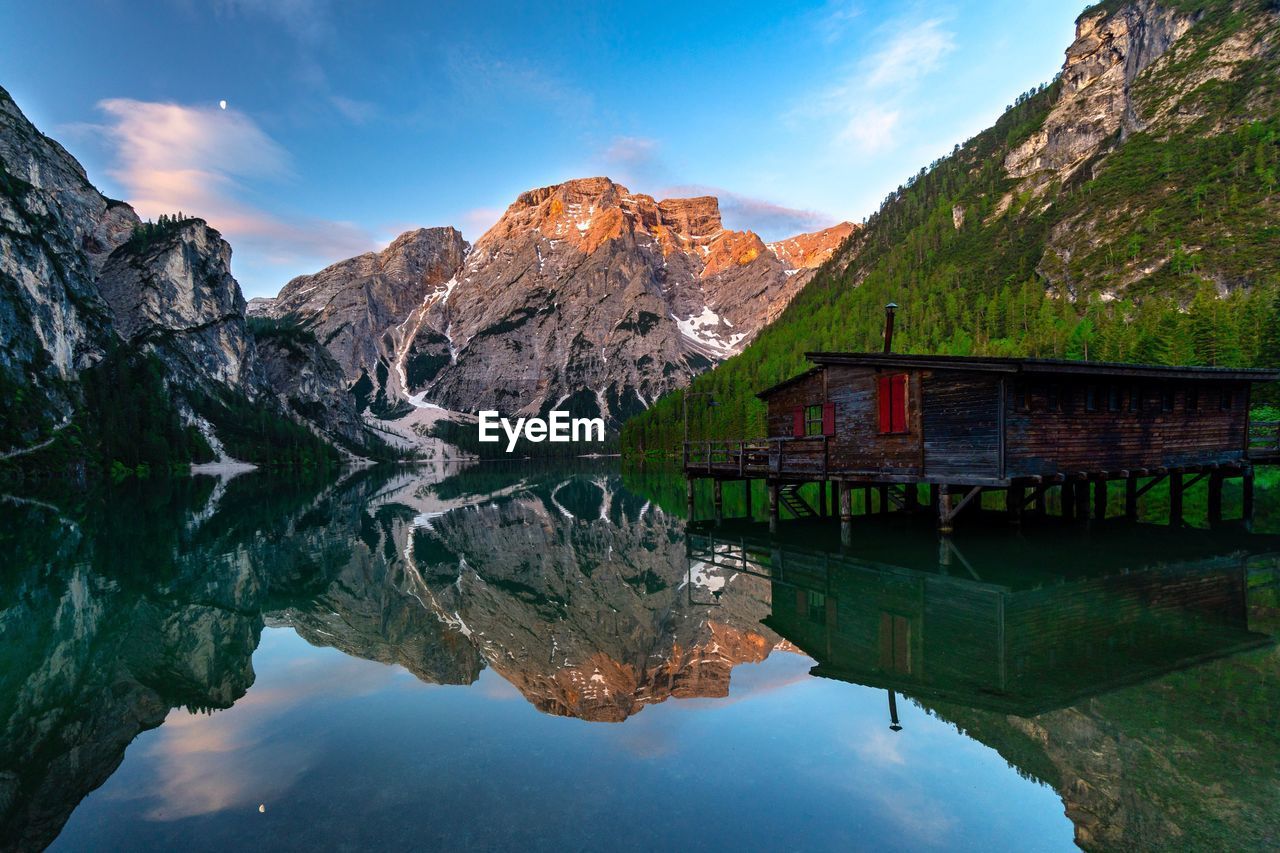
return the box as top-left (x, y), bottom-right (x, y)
top-left (684, 347), bottom-right (1280, 533)
top-left (685, 524), bottom-right (1278, 716)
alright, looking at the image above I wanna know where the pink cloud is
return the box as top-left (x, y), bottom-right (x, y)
top-left (90, 98), bottom-right (376, 293)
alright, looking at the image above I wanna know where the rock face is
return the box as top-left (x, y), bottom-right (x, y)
top-left (265, 227), bottom-right (469, 395)
top-left (97, 220), bottom-right (256, 392)
top-left (263, 177), bottom-right (853, 427)
top-left (411, 473), bottom-right (788, 721)
top-left (0, 87), bottom-right (384, 460)
top-left (0, 85), bottom-right (138, 444)
top-left (1006, 0), bottom-right (1198, 191)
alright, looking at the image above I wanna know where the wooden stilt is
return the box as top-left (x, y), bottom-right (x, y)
top-left (1075, 480), bottom-right (1090, 522)
top-left (1208, 471), bottom-right (1223, 526)
top-left (1035, 486), bottom-right (1047, 516)
top-left (712, 479), bottom-right (723, 525)
top-left (1125, 476), bottom-right (1138, 520)
top-left (1008, 485), bottom-right (1025, 526)
top-left (1062, 482), bottom-right (1075, 521)
top-left (878, 484), bottom-right (889, 515)
top-left (864, 486), bottom-right (872, 516)
top-left (768, 482), bottom-right (779, 533)
top-left (1169, 472), bottom-right (1183, 528)
top-left (1243, 468), bottom-right (1255, 525)
top-left (904, 484), bottom-right (920, 512)
top-left (818, 480), bottom-right (828, 518)
top-left (686, 478), bottom-right (695, 519)
top-left (1093, 479), bottom-right (1107, 521)
top-left (839, 482), bottom-right (853, 546)
top-left (938, 485), bottom-right (954, 535)
top-left (929, 484), bottom-right (940, 512)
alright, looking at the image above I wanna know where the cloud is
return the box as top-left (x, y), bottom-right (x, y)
top-left (663, 183), bottom-right (837, 239)
top-left (796, 16), bottom-right (955, 155)
top-left (599, 136), bottom-right (663, 185)
top-left (211, 0), bottom-right (335, 47)
top-left (328, 95), bottom-right (378, 124)
top-left (88, 98), bottom-right (375, 291)
top-left (814, 1), bottom-right (863, 44)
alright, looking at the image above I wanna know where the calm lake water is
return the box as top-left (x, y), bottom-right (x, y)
top-left (2, 462), bottom-right (1278, 851)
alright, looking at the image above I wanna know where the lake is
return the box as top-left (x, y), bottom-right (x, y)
top-left (2, 462), bottom-right (1278, 851)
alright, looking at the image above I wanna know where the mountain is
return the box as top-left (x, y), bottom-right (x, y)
top-left (257, 177), bottom-right (852, 430)
top-left (0, 86), bottom-right (391, 473)
top-left (623, 0), bottom-right (1280, 452)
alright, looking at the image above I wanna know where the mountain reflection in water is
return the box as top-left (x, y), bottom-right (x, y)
top-left (1, 463), bottom-right (1278, 851)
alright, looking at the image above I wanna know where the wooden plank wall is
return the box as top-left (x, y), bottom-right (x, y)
top-left (1004, 379), bottom-right (1248, 476)
top-left (921, 371), bottom-right (1001, 478)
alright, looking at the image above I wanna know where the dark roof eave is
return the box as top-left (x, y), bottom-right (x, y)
top-left (802, 352), bottom-right (1280, 382)
top-left (755, 366), bottom-right (822, 399)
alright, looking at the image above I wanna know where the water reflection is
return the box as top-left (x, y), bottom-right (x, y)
top-left (0, 465), bottom-right (1277, 850)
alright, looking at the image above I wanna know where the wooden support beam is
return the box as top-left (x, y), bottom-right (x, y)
top-left (1243, 468), bottom-right (1255, 525)
top-left (878, 484), bottom-right (890, 515)
top-left (903, 483), bottom-right (920, 512)
top-left (1125, 476), bottom-right (1138, 520)
top-left (940, 486), bottom-right (983, 527)
top-left (1075, 480), bottom-right (1091, 522)
top-left (938, 485), bottom-right (954, 534)
top-left (839, 482), bottom-right (853, 546)
top-left (768, 483), bottom-right (779, 534)
top-left (1208, 470), bottom-right (1224, 526)
top-left (1093, 479), bottom-right (1107, 521)
top-left (686, 478), bottom-right (695, 518)
top-left (744, 480), bottom-right (753, 519)
top-left (1062, 481), bottom-right (1075, 521)
top-left (1169, 472), bottom-right (1183, 528)
top-left (864, 486), bottom-right (872, 516)
top-left (1008, 485), bottom-right (1025, 526)
top-left (1135, 474), bottom-right (1167, 500)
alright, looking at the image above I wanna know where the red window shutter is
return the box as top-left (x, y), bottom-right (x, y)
top-left (892, 374), bottom-right (909, 433)
top-left (792, 406), bottom-right (804, 437)
top-left (878, 376), bottom-right (892, 433)
top-left (822, 402), bottom-right (836, 436)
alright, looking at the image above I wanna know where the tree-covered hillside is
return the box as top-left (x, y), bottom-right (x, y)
top-left (623, 0), bottom-right (1280, 453)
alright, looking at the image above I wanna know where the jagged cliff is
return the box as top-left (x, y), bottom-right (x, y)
top-left (259, 177), bottom-right (852, 428)
top-left (0, 87), bottom-right (387, 467)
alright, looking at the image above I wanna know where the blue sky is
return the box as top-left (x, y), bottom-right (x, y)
top-left (1, 1), bottom-right (1078, 298)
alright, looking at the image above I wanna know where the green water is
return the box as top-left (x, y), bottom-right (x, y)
top-left (1, 463), bottom-right (1278, 851)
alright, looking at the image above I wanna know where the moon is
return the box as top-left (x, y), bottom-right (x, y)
top-left (219, 100), bottom-right (227, 110)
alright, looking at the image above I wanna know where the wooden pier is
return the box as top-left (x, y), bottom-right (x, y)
top-left (683, 351), bottom-right (1280, 534)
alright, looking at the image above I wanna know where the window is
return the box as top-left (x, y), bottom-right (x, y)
top-left (878, 373), bottom-right (909, 434)
top-left (1108, 384), bottom-right (1122, 412)
top-left (804, 404), bottom-right (824, 436)
top-left (1128, 385), bottom-right (1142, 413)
top-left (807, 591), bottom-right (827, 624)
top-left (1086, 385), bottom-right (1099, 412)
top-left (1014, 381), bottom-right (1030, 412)
top-left (1220, 388), bottom-right (1234, 411)
top-left (1162, 387), bottom-right (1175, 412)
top-left (1187, 386), bottom-right (1199, 411)
top-left (791, 403), bottom-right (835, 437)
top-left (1046, 383), bottom-right (1060, 412)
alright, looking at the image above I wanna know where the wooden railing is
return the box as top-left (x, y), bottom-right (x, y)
top-left (683, 436), bottom-right (829, 477)
top-left (1249, 421), bottom-right (1280, 456)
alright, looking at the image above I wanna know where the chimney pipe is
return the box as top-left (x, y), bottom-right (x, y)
top-left (883, 303), bottom-right (897, 354)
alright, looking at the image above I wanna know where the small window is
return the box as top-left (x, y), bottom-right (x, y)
top-left (804, 404), bottom-right (824, 436)
top-left (1220, 388), bottom-right (1233, 411)
top-left (1085, 385), bottom-right (1099, 412)
top-left (807, 591), bottom-right (826, 624)
top-left (1162, 387), bottom-right (1175, 412)
top-left (1046, 383), bottom-right (1060, 413)
top-left (1128, 386), bottom-right (1142, 413)
top-left (1187, 386), bottom-right (1199, 411)
top-left (1014, 381), bottom-right (1030, 412)
top-left (878, 374), bottom-right (909, 434)
top-left (1107, 385), bottom-right (1122, 412)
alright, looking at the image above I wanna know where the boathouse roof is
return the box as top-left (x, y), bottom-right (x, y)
top-left (755, 352), bottom-right (1280, 399)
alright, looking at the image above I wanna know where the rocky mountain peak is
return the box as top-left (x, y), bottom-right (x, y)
top-left (1006, 0), bottom-right (1199, 189)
